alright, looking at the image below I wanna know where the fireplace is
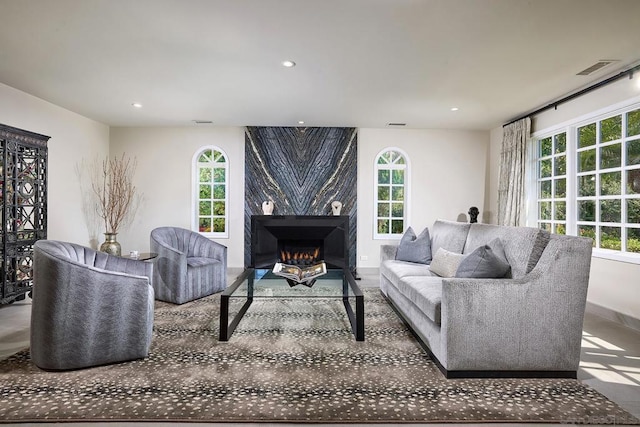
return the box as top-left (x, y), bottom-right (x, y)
top-left (251, 215), bottom-right (349, 269)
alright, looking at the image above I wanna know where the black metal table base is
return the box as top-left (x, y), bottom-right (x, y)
top-left (219, 269), bottom-right (364, 341)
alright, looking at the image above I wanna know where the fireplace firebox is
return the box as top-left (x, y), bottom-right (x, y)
top-left (251, 215), bottom-right (349, 269)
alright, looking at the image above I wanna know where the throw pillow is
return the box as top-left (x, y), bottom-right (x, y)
top-left (455, 238), bottom-right (511, 278)
top-left (429, 247), bottom-right (465, 278)
top-left (395, 227), bottom-right (432, 264)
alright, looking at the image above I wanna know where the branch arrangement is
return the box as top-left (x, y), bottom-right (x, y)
top-left (91, 154), bottom-right (137, 234)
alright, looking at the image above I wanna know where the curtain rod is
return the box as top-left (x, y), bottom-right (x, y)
top-left (503, 63), bottom-right (640, 128)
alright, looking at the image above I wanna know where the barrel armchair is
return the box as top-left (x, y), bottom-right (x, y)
top-left (150, 226), bottom-right (227, 304)
top-left (31, 240), bottom-right (154, 371)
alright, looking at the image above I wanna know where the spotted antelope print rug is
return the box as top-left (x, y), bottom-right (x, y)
top-left (0, 289), bottom-right (637, 424)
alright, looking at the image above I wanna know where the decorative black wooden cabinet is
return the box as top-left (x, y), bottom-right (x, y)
top-left (0, 124), bottom-right (50, 304)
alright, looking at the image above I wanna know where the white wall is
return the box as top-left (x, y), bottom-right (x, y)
top-left (109, 127), bottom-right (488, 270)
top-left (488, 76), bottom-right (640, 322)
top-left (109, 127), bottom-right (246, 267)
top-left (0, 83), bottom-right (109, 246)
top-left (356, 128), bottom-right (489, 269)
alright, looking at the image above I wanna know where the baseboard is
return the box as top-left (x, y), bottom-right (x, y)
top-left (586, 301), bottom-right (640, 333)
top-left (227, 267), bottom-right (245, 281)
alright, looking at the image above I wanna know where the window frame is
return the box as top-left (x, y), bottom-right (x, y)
top-left (529, 98), bottom-right (640, 264)
top-left (191, 146), bottom-right (229, 239)
top-left (373, 147), bottom-right (410, 240)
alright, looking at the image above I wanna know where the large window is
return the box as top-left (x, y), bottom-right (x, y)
top-left (374, 148), bottom-right (409, 239)
top-left (536, 132), bottom-right (567, 235)
top-left (532, 104), bottom-right (640, 260)
top-left (192, 146), bottom-right (228, 238)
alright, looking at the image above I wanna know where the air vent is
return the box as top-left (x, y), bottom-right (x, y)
top-left (387, 123), bottom-right (406, 127)
top-left (192, 120), bottom-right (213, 124)
top-left (576, 60), bottom-right (618, 76)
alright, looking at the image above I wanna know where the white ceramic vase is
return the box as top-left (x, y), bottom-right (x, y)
top-left (331, 201), bottom-right (342, 216)
top-left (262, 200), bottom-right (274, 215)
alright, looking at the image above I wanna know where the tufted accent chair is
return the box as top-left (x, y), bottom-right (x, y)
top-left (31, 240), bottom-right (154, 371)
top-left (150, 227), bottom-right (227, 304)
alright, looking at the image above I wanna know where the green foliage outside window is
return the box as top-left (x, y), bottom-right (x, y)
top-left (391, 220), bottom-right (404, 234)
top-left (578, 149), bottom-right (596, 172)
top-left (555, 133), bottom-right (566, 153)
top-left (578, 175), bottom-right (596, 197)
top-left (539, 201), bottom-right (551, 220)
top-left (578, 123), bottom-right (596, 148)
top-left (601, 116), bottom-right (622, 142)
top-left (391, 187), bottom-right (404, 201)
top-left (628, 109), bottom-right (640, 137)
top-left (600, 200), bottom-right (621, 223)
top-left (540, 180), bottom-right (551, 198)
top-left (600, 171), bottom-right (621, 196)
top-left (555, 178), bottom-right (566, 197)
top-left (378, 186), bottom-right (390, 201)
top-left (555, 155), bottom-right (566, 175)
top-left (600, 143), bottom-right (621, 169)
top-left (628, 140), bottom-right (640, 165)
top-left (199, 185), bottom-right (211, 199)
top-left (540, 137), bottom-right (552, 156)
top-left (600, 226), bottom-right (621, 250)
top-left (628, 228), bottom-right (640, 253)
top-left (196, 147), bottom-right (227, 234)
top-left (392, 170), bottom-right (404, 184)
top-left (629, 200), bottom-right (640, 223)
top-left (555, 201), bottom-right (566, 221)
top-left (376, 149), bottom-right (407, 236)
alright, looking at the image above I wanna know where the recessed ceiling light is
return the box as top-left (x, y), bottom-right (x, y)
top-left (298, 120), bottom-right (305, 125)
top-left (450, 107), bottom-right (459, 111)
top-left (192, 120), bottom-right (213, 124)
top-left (132, 102), bottom-right (143, 108)
top-left (282, 60), bottom-right (296, 68)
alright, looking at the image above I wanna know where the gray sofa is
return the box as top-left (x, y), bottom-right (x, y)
top-left (31, 240), bottom-right (154, 370)
top-left (380, 219), bottom-right (593, 378)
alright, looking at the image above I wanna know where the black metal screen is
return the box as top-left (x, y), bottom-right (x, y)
top-left (1, 124), bottom-right (49, 304)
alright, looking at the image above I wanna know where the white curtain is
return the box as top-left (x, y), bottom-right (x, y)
top-left (497, 117), bottom-right (531, 226)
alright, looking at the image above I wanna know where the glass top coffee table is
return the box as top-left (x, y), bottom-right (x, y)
top-left (219, 268), bottom-right (364, 341)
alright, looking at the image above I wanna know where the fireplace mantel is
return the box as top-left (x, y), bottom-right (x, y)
top-left (250, 215), bottom-right (349, 269)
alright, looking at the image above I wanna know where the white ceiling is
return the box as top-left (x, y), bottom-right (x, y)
top-left (1, 0), bottom-right (640, 130)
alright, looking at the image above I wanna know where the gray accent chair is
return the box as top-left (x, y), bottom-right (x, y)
top-left (150, 227), bottom-right (227, 304)
top-left (31, 240), bottom-right (154, 371)
top-left (380, 219), bottom-right (593, 378)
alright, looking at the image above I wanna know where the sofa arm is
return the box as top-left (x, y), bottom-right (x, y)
top-left (380, 244), bottom-right (398, 263)
top-left (440, 235), bottom-right (592, 372)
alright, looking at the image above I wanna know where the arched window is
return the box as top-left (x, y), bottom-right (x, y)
top-left (192, 146), bottom-right (228, 238)
top-left (374, 148), bottom-right (409, 239)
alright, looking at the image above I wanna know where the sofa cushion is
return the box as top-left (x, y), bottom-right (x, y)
top-left (396, 227), bottom-right (432, 264)
top-left (455, 238), bottom-right (510, 278)
top-left (380, 260), bottom-right (435, 286)
top-left (463, 223), bottom-right (550, 279)
top-left (429, 248), bottom-right (465, 278)
top-left (395, 276), bottom-right (443, 325)
top-left (430, 220), bottom-right (470, 255)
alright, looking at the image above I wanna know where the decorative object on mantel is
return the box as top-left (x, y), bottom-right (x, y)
top-left (91, 154), bottom-right (138, 256)
top-left (262, 200), bottom-right (274, 215)
top-left (331, 201), bottom-right (342, 216)
top-left (468, 206), bottom-right (479, 223)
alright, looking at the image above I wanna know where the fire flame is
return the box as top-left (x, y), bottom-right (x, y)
top-left (280, 247), bottom-right (320, 263)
